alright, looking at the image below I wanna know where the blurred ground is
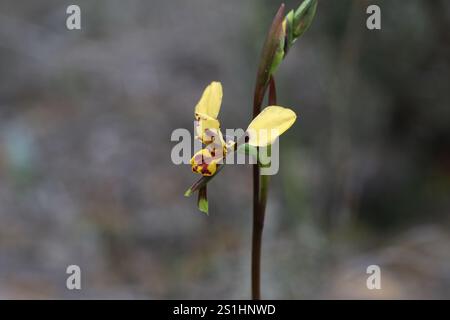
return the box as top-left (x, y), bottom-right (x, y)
top-left (0, 0), bottom-right (449, 299)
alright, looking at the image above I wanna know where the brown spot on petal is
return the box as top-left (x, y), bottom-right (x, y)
top-left (200, 163), bottom-right (211, 175)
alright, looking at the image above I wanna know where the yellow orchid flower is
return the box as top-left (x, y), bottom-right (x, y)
top-left (246, 106), bottom-right (297, 147)
top-left (191, 82), bottom-right (228, 177)
top-left (190, 84), bottom-right (297, 176)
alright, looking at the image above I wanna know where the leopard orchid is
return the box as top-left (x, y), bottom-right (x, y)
top-left (190, 82), bottom-right (296, 178)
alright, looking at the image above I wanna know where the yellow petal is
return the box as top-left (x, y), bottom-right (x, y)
top-left (190, 148), bottom-right (220, 176)
top-left (246, 106), bottom-right (297, 146)
top-left (195, 81), bottom-right (223, 119)
top-left (195, 113), bottom-right (221, 144)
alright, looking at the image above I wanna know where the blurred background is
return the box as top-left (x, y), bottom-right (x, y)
top-left (0, 0), bottom-right (449, 299)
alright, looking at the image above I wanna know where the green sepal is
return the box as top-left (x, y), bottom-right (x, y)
top-left (285, 10), bottom-right (295, 52)
top-left (197, 186), bottom-right (209, 215)
top-left (269, 37), bottom-right (285, 77)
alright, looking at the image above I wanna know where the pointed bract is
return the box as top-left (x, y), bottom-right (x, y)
top-left (198, 186), bottom-right (209, 214)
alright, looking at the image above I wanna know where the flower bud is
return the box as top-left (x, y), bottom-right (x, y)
top-left (291, 0), bottom-right (317, 43)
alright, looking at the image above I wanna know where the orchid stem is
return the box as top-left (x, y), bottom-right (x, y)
top-left (251, 76), bottom-right (277, 300)
top-left (251, 160), bottom-right (261, 299)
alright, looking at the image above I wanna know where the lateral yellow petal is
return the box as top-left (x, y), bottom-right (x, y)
top-left (246, 106), bottom-right (297, 146)
top-left (194, 81), bottom-right (223, 119)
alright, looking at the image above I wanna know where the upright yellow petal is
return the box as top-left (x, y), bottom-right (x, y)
top-left (195, 112), bottom-right (221, 144)
top-left (195, 81), bottom-right (223, 119)
top-left (246, 106), bottom-right (297, 146)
